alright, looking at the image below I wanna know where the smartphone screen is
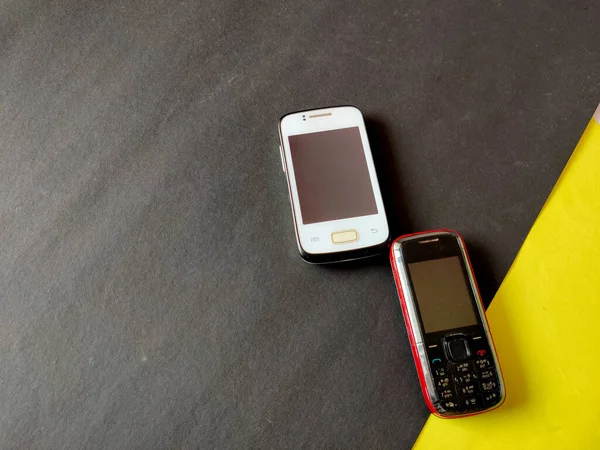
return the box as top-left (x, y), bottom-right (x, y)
top-left (407, 256), bottom-right (478, 333)
top-left (288, 127), bottom-right (378, 225)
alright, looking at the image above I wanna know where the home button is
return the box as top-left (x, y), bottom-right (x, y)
top-left (331, 230), bottom-right (359, 244)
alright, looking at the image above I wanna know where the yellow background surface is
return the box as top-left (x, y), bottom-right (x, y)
top-left (414, 112), bottom-right (600, 449)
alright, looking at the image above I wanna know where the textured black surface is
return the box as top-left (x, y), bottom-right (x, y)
top-left (1, 1), bottom-right (598, 448)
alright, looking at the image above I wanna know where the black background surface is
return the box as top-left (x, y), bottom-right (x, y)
top-left (1, 1), bottom-right (598, 448)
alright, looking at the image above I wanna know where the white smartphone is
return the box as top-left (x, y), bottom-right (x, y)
top-left (278, 105), bottom-right (389, 263)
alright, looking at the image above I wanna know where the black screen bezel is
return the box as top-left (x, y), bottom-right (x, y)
top-left (401, 233), bottom-right (485, 343)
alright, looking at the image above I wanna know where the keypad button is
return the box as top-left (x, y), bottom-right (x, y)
top-left (479, 369), bottom-right (496, 380)
top-left (460, 395), bottom-right (482, 410)
top-left (451, 361), bottom-right (472, 374)
top-left (439, 388), bottom-right (455, 400)
top-left (475, 357), bottom-right (492, 370)
top-left (435, 377), bottom-right (451, 390)
top-left (441, 400), bottom-right (459, 411)
top-left (483, 390), bottom-right (502, 407)
top-left (481, 379), bottom-right (499, 392)
top-left (475, 349), bottom-right (488, 357)
top-left (469, 337), bottom-right (490, 356)
top-left (459, 383), bottom-right (477, 396)
top-left (454, 372), bottom-right (477, 385)
top-left (432, 364), bottom-right (447, 378)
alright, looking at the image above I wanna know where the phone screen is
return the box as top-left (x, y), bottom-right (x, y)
top-left (288, 127), bottom-right (378, 225)
top-left (408, 256), bottom-right (478, 333)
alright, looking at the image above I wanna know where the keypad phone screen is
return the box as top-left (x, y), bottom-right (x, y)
top-left (408, 256), bottom-right (478, 333)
